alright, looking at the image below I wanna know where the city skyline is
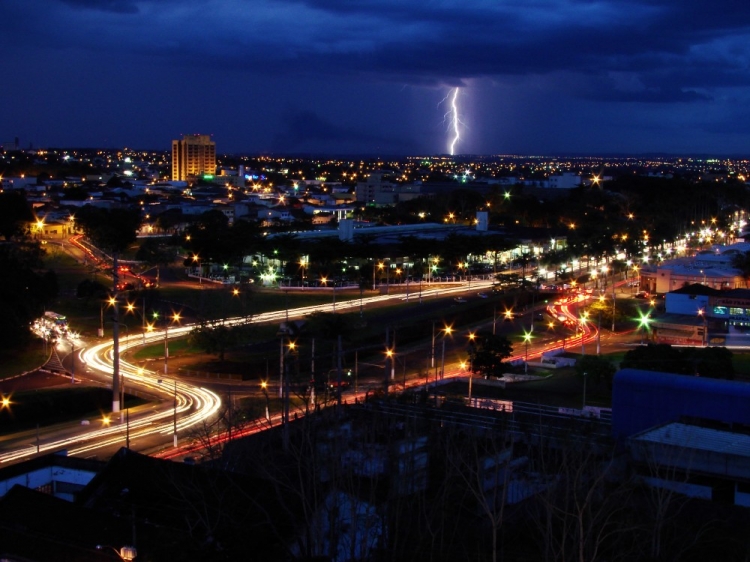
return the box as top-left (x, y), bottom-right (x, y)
top-left (2, 0), bottom-right (750, 156)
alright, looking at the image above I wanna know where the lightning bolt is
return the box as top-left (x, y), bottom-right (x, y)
top-left (439, 88), bottom-right (462, 156)
top-left (449, 87), bottom-right (460, 156)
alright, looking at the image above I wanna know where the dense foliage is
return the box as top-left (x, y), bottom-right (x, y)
top-left (621, 343), bottom-right (734, 379)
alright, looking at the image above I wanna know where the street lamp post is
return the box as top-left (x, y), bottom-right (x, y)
top-left (192, 254), bottom-right (201, 285)
top-left (261, 381), bottom-right (270, 422)
top-left (580, 314), bottom-right (588, 355)
top-left (117, 323), bottom-right (128, 423)
top-left (440, 326), bottom-right (453, 380)
top-left (126, 298), bottom-right (147, 345)
top-left (698, 308), bottom-right (708, 346)
top-left (155, 311), bottom-right (180, 376)
top-left (467, 332), bottom-right (475, 402)
top-left (638, 311), bottom-right (651, 345)
top-left (523, 331), bottom-right (532, 374)
top-left (405, 262), bottom-right (410, 302)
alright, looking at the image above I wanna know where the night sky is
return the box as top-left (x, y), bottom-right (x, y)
top-left (2, 0), bottom-right (750, 156)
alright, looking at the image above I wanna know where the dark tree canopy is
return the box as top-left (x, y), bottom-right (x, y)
top-left (0, 191), bottom-right (35, 240)
top-left (467, 332), bottom-right (513, 379)
top-left (575, 355), bottom-right (617, 388)
top-left (75, 205), bottom-right (141, 253)
top-left (0, 244), bottom-right (58, 350)
top-left (621, 343), bottom-right (734, 379)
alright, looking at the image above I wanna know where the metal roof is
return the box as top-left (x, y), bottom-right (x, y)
top-left (631, 422), bottom-right (750, 458)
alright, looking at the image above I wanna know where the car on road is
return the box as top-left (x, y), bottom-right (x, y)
top-left (477, 292), bottom-right (488, 299)
top-left (635, 291), bottom-right (650, 299)
top-left (454, 297), bottom-right (467, 303)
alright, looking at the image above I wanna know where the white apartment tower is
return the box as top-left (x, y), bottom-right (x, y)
top-left (171, 134), bottom-right (216, 181)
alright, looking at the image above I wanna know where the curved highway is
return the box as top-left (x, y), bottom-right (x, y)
top-left (0, 279), bottom-right (598, 465)
top-left (0, 281), bottom-right (496, 464)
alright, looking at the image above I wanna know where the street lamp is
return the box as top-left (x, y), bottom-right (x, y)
top-left (115, 322), bottom-right (129, 423)
top-left (154, 311), bottom-right (181, 375)
top-left (467, 331), bottom-right (476, 401)
top-left (523, 331), bottom-right (532, 374)
top-left (385, 348), bottom-right (394, 389)
top-left (638, 311), bottom-right (652, 345)
top-left (440, 325), bottom-right (453, 380)
top-left (125, 298), bottom-right (147, 344)
top-left (320, 276), bottom-right (336, 312)
top-left (579, 313), bottom-right (588, 355)
top-left (260, 381), bottom-right (270, 422)
top-left (192, 254), bottom-right (201, 285)
top-left (697, 308), bottom-right (708, 346)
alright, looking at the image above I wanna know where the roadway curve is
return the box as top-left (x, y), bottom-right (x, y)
top-left (0, 281), bottom-right (497, 464)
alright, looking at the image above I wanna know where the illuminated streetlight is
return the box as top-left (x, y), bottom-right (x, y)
top-left (579, 313), bottom-right (588, 355)
top-left (440, 326), bottom-right (453, 380)
top-left (523, 331), bottom-right (532, 374)
top-left (260, 380), bottom-right (270, 421)
top-left (697, 308), bottom-right (708, 346)
top-left (638, 311), bottom-right (652, 345)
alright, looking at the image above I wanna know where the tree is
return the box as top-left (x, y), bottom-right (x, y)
top-left (467, 332), bottom-right (514, 379)
top-left (575, 355), bottom-right (617, 391)
top-left (731, 251), bottom-right (750, 287)
top-left (305, 311), bottom-right (355, 404)
top-left (621, 344), bottom-right (734, 379)
top-left (0, 191), bottom-right (34, 240)
top-left (136, 237), bottom-right (176, 284)
top-left (188, 321), bottom-right (251, 363)
top-left (0, 243), bottom-right (58, 350)
top-left (75, 206), bottom-right (141, 256)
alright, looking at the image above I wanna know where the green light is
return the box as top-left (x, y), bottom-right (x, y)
top-left (637, 311), bottom-right (651, 328)
top-left (203, 174), bottom-right (214, 180)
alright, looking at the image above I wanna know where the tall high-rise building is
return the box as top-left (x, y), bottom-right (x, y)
top-left (171, 134), bottom-right (216, 181)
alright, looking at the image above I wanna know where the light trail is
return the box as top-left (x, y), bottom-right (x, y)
top-left (0, 278), bottom-right (498, 464)
top-left (0, 332), bottom-right (221, 464)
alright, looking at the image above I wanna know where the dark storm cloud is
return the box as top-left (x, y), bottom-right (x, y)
top-left (2, 0), bottom-right (750, 153)
top-left (59, 0), bottom-right (140, 14)
top-left (5, 0), bottom-right (747, 96)
top-left (271, 110), bottom-right (416, 153)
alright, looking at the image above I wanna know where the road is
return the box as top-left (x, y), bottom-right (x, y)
top-left (0, 276), bottom-right (630, 466)
top-left (0, 279), bottom-right (505, 465)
